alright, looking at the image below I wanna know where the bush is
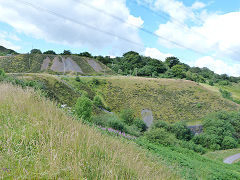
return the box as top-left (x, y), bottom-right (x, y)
top-left (222, 136), bottom-right (238, 149)
top-left (144, 128), bottom-right (178, 146)
top-left (133, 118), bottom-right (147, 132)
top-left (119, 109), bottom-right (135, 125)
top-left (0, 69), bottom-right (5, 77)
top-left (107, 116), bottom-right (126, 132)
top-left (171, 121), bottom-right (193, 141)
top-left (75, 76), bottom-right (81, 82)
top-left (126, 125), bottom-right (141, 137)
top-left (74, 95), bottom-right (93, 121)
top-left (93, 95), bottom-right (103, 107)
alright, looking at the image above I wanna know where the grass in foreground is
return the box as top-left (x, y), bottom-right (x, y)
top-left (0, 83), bottom-right (178, 179)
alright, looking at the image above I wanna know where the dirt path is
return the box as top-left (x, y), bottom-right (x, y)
top-left (223, 153), bottom-right (240, 164)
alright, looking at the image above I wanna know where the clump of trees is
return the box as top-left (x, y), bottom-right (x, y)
top-left (43, 50), bottom-right (56, 55)
top-left (30, 49), bottom-right (42, 54)
top-left (144, 121), bottom-right (206, 154)
top-left (193, 111), bottom-right (240, 150)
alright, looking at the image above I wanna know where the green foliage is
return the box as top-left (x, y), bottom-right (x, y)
top-left (74, 95), bottom-right (93, 121)
top-left (222, 136), bottom-right (238, 149)
top-left (136, 138), bottom-right (240, 180)
top-left (0, 68), bottom-right (5, 77)
top-left (79, 52), bottom-right (92, 57)
top-left (75, 76), bottom-right (81, 82)
top-left (193, 111), bottom-right (240, 150)
top-left (30, 49), bottom-right (42, 54)
top-left (0, 45), bottom-right (17, 55)
top-left (171, 121), bottom-right (193, 141)
top-left (145, 128), bottom-right (178, 146)
top-left (133, 118), bottom-right (147, 132)
top-left (93, 95), bottom-right (103, 107)
top-left (62, 50), bottom-right (71, 55)
top-left (219, 88), bottom-right (233, 100)
top-left (165, 56), bottom-right (180, 68)
top-left (43, 50), bottom-right (56, 55)
top-left (119, 109), bottom-right (135, 125)
top-left (171, 64), bottom-right (186, 78)
top-left (107, 116), bottom-right (126, 132)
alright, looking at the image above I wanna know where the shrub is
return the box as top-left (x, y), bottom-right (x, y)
top-left (75, 76), bottom-right (81, 82)
top-left (107, 116), bottom-right (126, 132)
top-left (91, 78), bottom-right (100, 85)
top-left (171, 121), bottom-right (193, 141)
top-left (0, 69), bottom-right (5, 77)
top-left (133, 118), bottom-right (147, 132)
top-left (153, 121), bottom-right (171, 131)
top-left (222, 136), bottom-right (238, 149)
top-left (93, 95), bottom-right (103, 107)
top-left (119, 109), bottom-right (135, 125)
top-left (74, 95), bottom-right (93, 121)
top-left (144, 128), bottom-right (178, 146)
top-left (126, 125), bottom-right (141, 137)
top-left (219, 89), bottom-right (232, 100)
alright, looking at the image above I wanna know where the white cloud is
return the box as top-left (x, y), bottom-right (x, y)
top-left (195, 56), bottom-right (240, 76)
top-left (191, 1), bottom-right (206, 10)
top-left (0, 0), bottom-right (144, 54)
top-left (127, 15), bottom-right (144, 28)
top-left (0, 31), bottom-right (21, 50)
top-left (146, 0), bottom-right (240, 62)
top-left (144, 47), bottom-right (173, 60)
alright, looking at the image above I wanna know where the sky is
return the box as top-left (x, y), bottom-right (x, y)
top-left (0, 0), bottom-right (240, 76)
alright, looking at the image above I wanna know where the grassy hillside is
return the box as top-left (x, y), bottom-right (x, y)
top-left (0, 83), bottom-right (178, 179)
top-left (204, 148), bottom-right (240, 163)
top-left (62, 76), bottom-right (239, 124)
top-left (0, 46), bottom-right (17, 56)
top-left (0, 54), bottom-right (112, 75)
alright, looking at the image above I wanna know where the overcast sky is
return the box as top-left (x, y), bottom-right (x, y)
top-left (0, 0), bottom-right (240, 76)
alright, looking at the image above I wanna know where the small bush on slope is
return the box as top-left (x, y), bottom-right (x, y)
top-left (0, 83), bottom-right (178, 179)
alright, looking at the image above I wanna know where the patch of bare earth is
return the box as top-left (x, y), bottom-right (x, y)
top-left (50, 56), bottom-right (83, 73)
top-left (41, 57), bottom-right (51, 70)
top-left (87, 59), bottom-right (103, 72)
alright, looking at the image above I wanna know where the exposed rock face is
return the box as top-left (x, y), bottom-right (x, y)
top-left (141, 109), bottom-right (154, 128)
top-left (50, 56), bottom-right (83, 73)
top-left (87, 59), bottom-right (103, 72)
top-left (51, 57), bottom-right (64, 72)
top-left (64, 57), bottom-right (83, 73)
top-left (41, 57), bottom-right (51, 70)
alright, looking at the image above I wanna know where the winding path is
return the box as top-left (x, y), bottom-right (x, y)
top-left (223, 153), bottom-right (240, 164)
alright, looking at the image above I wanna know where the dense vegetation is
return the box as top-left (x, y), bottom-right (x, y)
top-left (193, 111), bottom-right (240, 150)
top-left (62, 76), bottom-right (238, 123)
top-left (1, 69), bottom-right (240, 179)
top-left (0, 45), bottom-right (17, 56)
top-left (0, 83), bottom-right (178, 179)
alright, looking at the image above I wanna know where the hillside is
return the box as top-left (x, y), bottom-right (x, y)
top-left (0, 54), bottom-right (112, 75)
top-left (0, 46), bottom-right (17, 56)
top-left (61, 76), bottom-right (239, 124)
top-left (0, 83), bottom-right (178, 179)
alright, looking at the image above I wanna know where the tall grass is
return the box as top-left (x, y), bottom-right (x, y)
top-left (0, 83), bottom-right (178, 179)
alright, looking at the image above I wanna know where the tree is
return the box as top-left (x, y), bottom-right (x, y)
top-left (30, 49), bottom-right (42, 54)
top-left (171, 64), bottom-right (186, 78)
top-left (79, 52), bottom-right (92, 57)
top-left (74, 96), bottom-right (93, 121)
top-left (165, 56), bottom-right (180, 68)
top-left (62, 50), bottom-right (71, 55)
top-left (43, 50), bottom-right (56, 55)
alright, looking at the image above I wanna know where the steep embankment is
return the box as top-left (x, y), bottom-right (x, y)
top-left (0, 54), bottom-right (112, 75)
top-left (0, 83), bottom-right (178, 179)
top-left (63, 76), bottom-right (239, 123)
